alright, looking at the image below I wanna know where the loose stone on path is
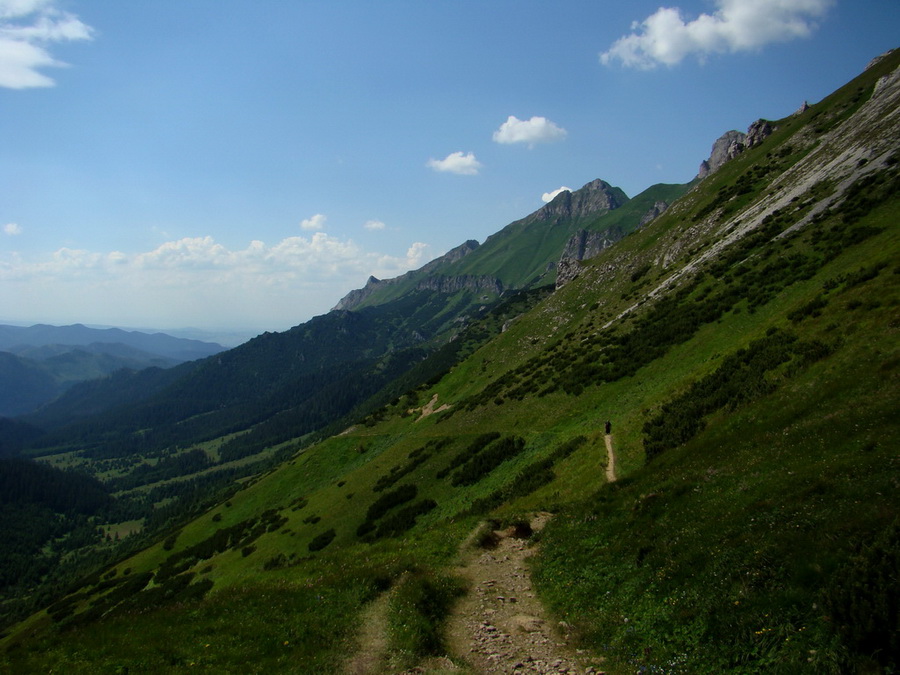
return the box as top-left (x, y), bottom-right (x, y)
top-left (444, 514), bottom-right (607, 674)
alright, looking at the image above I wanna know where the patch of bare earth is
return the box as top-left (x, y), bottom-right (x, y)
top-left (443, 514), bottom-right (608, 674)
top-left (411, 394), bottom-right (452, 422)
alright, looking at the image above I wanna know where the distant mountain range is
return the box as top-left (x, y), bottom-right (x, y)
top-left (0, 324), bottom-right (224, 417)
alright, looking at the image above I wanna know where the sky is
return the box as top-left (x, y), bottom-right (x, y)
top-left (1, 0), bottom-right (897, 341)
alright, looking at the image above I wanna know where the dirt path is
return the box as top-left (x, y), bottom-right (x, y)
top-left (442, 515), bottom-right (607, 674)
top-left (604, 435), bottom-right (616, 483)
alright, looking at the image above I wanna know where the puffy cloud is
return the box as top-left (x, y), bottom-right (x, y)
top-left (300, 213), bottom-right (327, 230)
top-left (404, 242), bottom-right (430, 268)
top-left (427, 151), bottom-right (482, 175)
top-left (363, 219), bottom-right (386, 231)
top-left (541, 187), bottom-right (572, 203)
top-left (3, 222), bottom-right (22, 235)
top-left (601, 0), bottom-right (834, 69)
top-left (492, 116), bottom-right (567, 148)
top-left (0, 0), bottom-right (94, 88)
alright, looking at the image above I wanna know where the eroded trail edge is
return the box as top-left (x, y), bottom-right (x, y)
top-left (444, 514), bottom-right (607, 674)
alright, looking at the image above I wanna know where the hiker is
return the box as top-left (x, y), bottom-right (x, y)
top-left (605, 420), bottom-right (612, 435)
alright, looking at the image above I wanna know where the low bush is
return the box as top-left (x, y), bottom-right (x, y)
top-left (308, 529), bottom-right (336, 552)
top-left (450, 436), bottom-right (526, 487)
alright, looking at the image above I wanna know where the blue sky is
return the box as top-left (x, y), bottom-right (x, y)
top-left (1, 0), bottom-right (897, 339)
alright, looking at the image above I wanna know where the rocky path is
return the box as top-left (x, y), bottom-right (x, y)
top-left (443, 514), bottom-right (607, 674)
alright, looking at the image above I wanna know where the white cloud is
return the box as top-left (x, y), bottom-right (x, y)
top-left (0, 0), bottom-right (94, 88)
top-left (492, 116), bottom-right (567, 148)
top-left (363, 219), bottom-right (386, 231)
top-left (3, 222), bottom-right (22, 235)
top-left (300, 213), bottom-right (327, 230)
top-left (601, 0), bottom-right (834, 69)
top-left (427, 151), bottom-right (482, 175)
top-left (404, 242), bottom-right (430, 268)
top-left (541, 187), bottom-right (572, 203)
top-left (0, 233), bottom-right (436, 330)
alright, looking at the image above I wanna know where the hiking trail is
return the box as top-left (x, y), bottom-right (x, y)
top-left (604, 434), bottom-right (616, 483)
top-left (346, 516), bottom-right (609, 674)
top-left (439, 513), bottom-right (607, 674)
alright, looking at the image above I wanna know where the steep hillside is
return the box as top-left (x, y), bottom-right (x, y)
top-left (336, 180), bottom-right (689, 312)
top-left (2, 50), bottom-right (898, 675)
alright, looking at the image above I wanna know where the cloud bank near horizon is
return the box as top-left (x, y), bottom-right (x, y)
top-left (0, 233), bottom-right (433, 330)
top-left (601, 0), bottom-right (834, 69)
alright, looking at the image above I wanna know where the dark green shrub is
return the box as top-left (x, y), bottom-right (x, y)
top-left (373, 500), bottom-right (436, 539)
top-left (366, 484), bottom-right (417, 522)
top-left (436, 433), bottom-right (501, 479)
top-left (162, 531), bottom-right (179, 551)
top-left (788, 295), bottom-right (828, 322)
top-left (308, 529), bottom-right (336, 552)
top-left (450, 436), bottom-right (526, 487)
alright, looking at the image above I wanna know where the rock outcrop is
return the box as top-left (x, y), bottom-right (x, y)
top-left (697, 130), bottom-right (747, 178)
top-left (555, 258), bottom-right (582, 289)
top-left (746, 119), bottom-right (774, 148)
top-left (415, 275), bottom-right (503, 296)
top-left (555, 229), bottom-right (617, 289)
top-left (639, 200), bottom-right (669, 228)
top-left (697, 119), bottom-right (776, 179)
top-left (560, 229), bottom-right (616, 263)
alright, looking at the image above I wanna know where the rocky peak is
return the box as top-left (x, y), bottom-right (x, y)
top-left (697, 119), bottom-right (774, 179)
top-left (533, 178), bottom-right (626, 225)
top-left (332, 276), bottom-right (383, 311)
top-left (697, 130), bottom-right (747, 178)
top-left (333, 240), bottom-right (481, 311)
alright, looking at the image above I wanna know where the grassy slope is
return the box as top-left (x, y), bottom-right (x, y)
top-left (2, 53), bottom-right (897, 674)
top-left (355, 182), bottom-right (690, 310)
top-left (450, 182), bottom-right (691, 290)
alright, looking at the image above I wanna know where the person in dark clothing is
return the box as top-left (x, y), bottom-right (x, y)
top-left (605, 420), bottom-right (612, 435)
